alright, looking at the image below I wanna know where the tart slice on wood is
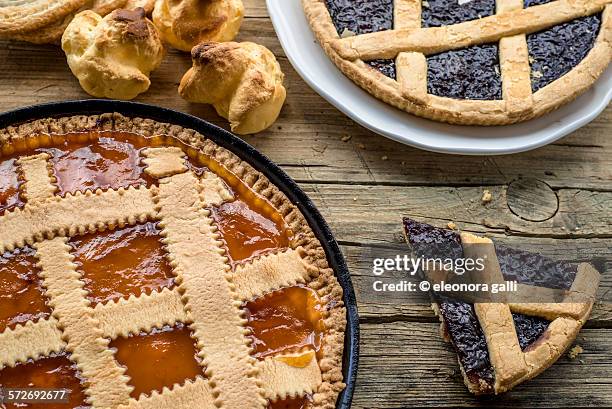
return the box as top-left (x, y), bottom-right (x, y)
top-left (403, 218), bottom-right (600, 394)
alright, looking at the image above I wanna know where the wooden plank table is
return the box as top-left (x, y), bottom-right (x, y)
top-left (0, 1), bottom-right (610, 407)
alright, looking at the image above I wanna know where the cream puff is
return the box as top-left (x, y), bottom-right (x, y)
top-left (152, 0), bottom-right (244, 52)
top-left (62, 8), bottom-right (164, 100)
top-left (179, 41), bottom-right (286, 135)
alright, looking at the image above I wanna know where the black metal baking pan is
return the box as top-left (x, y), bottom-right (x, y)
top-left (0, 99), bottom-right (359, 409)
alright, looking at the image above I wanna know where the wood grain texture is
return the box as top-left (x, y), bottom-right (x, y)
top-left (302, 184), bottom-right (611, 239)
top-left (0, 2), bottom-right (610, 407)
top-left (356, 323), bottom-right (612, 408)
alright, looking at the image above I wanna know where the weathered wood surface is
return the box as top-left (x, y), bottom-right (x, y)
top-left (357, 323), bottom-right (612, 408)
top-left (0, 2), bottom-right (610, 408)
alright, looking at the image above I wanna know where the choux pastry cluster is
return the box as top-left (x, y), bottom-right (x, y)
top-left (57, 0), bottom-right (286, 133)
top-left (179, 42), bottom-right (286, 135)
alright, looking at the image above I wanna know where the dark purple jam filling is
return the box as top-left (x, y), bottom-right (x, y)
top-left (512, 313), bottom-right (551, 350)
top-left (427, 44), bottom-right (502, 100)
top-left (367, 59), bottom-right (397, 79)
top-left (495, 244), bottom-right (577, 290)
top-left (422, 0), bottom-right (496, 28)
top-left (528, 14), bottom-right (602, 91)
top-left (324, 0), bottom-right (393, 35)
top-left (402, 217), bottom-right (463, 260)
top-left (403, 218), bottom-right (559, 387)
top-left (438, 300), bottom-right (495, 390)
top-left (524, 0), bottom-right (555, 6)
top-left (324, 0), bottom-right (396, 78)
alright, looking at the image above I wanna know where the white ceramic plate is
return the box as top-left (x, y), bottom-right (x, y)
top-left (267, 0), bottom-right (612, 155)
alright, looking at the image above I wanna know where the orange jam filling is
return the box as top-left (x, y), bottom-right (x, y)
top-left (70, 222), bottom-right (175, 306)
top-left (245, 286), bottom-right (324, 359)
top-left (109, 323), bottom-right (203, 398)
top-left (44, 133), bottom-right (154, 195)
top-left (0, 352), bottom-right (89, 409)
top-left (269, 395), bottom-right (312, 409)
top-left (0, 158), bottom-right (22, 214)
top-left (0, 247), bottom-right (50, 333)
top-left (212, 196), bottom-right (291, 263)
top-left (186, 147), bottom-right (292, 264)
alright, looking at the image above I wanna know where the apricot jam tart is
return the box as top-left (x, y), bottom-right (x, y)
top-left (0, 114), bottom-right (346, 409)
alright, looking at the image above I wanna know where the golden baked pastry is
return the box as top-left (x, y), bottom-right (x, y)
top-left (125, 0), bottom-right (156, 14)
top-left (179, 42), bottom-right (287, 135)
top-left (62, 8), bottom-right (164, 100)
top-left (0, 113), bottom-right (346, 408)
top-left (0, 0), bottom-right (129, 44)
top-left (0, 0), bottom-right (84, 36)
top-left (152, 0), bottom-right (244, 51)
top-left (303, 0), bottom-right (612, 125)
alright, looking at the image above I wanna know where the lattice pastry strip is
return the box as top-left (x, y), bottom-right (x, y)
top-left (394, 0), bottom-right (421, 30)
top-left (497, 0), bottom-right (534, 115)
top-left (258, 350), bottom-right (323, 401)
top-left (509, 262), bottom-right (600, 320)
top-left (151, 163), bottom-right (266, 408)
top-left (460, 232), bottom-right (599, 393)
top-left (231, 247), bottom-right (317, 301)
top-left (0, 317), bottom-right (64, 369)
top-left (34, 237), bottom-right (133, 407)
top-left (0, 146), bottom-right (325, 408)
top-left (200, 171), bottom-right (235, 206)
top-left (118, 377), bottom-right (216, 409)
top-left (394, 0), bottom-right (428, 105)
top-left (331, 0), bottom-right (608, 60)
top-left (94, 287), bottom-right (188, 340)
top-left (15, 153), bottom-right (57, 203)
top-left (397, 52), bottom-right (428, 105)
top-left (0, 185), bottom-right (156, 253)
top-left (142, 147), bottom-right (187, 178)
